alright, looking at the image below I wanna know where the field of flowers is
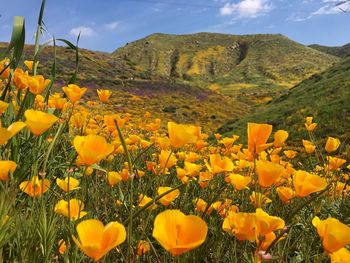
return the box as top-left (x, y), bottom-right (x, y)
top-left (1, 3), bottom-right (350, 263)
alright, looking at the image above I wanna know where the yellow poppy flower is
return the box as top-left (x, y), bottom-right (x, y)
top-left (283, 150), bottom-right (297, 159)
top-left (255, 208), bottom-right (285, 235)
top-left (276, 186), bottom-right (295, 203)
top-left (0, 121), bottom-right (26, 145)
top-left (19, 176), bottom-right (50, 197)
top-left (24, 109), bottom-right (58, 136)
top-left (0, 100), bottom-right (9, 115)
top-left (138, 194), bottom-right (157, 210)
top-left (256, 160), bottom-right (285, 188)
top-left (107, 171), bottom-right (122, 186)
top-left (56, 177), bottom-right (80, 192)
top-left (97, 89), bottom-right (112, 103)
top-left (28, 75), bottom-right (51, 95)
top-left (157, 186), bottom-right (180, 206)
top-left (325, 137), bottom-right (341, 153)
top-left (293, 170), bottom-right (327, 197)
top-left (223, 211), bottom-right (257, 242)
top-left (54, 199), bottom-right (87, 220)
top-left (209, 154), bottom-right (234, 174)
top-left (167, 122), bottom-right (200, 148)
top-left (302, 139), bottom-right (316, 154)
top-left (73, 135), bottom-right (114, 166)
top-left (305, 117), bottom-right (317, 131)
top-left (62, 84), bottom-right (87, 103)
top-left (72, 219), bottom-right (126, 261)
top-left (0, 160), bottom-right (17, 181)
top-left (227, 173), bottom-right (251, 190)
top-left (247, 123), bottom-right (273, 155)
top-left (152, 210), bottom-right (208, 256)
top-left (312, 216), bottom-right (350, 253)
top-left (273, 130), bottom-right (288, 147)
top-left (330, 248), bottom-right (350, 263)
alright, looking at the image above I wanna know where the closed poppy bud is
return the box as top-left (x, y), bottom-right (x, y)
top-left (330, 248), bottom-right (350, 262)
top-left (72, 219), bottom-right (126, 261)
top-left (73, 135), bottom-right (114, 166)
top-left (247, 123), bottom-right (273, 155)
top-left (283, 150), bottom-right (297, 159)
top-left (58, 239), bottom-right (66, 255)
top-left (256, 160), bottom-right (285, 188)
top-left (158, 187), bottom-right (180, 206)
top-left (137, 240), bottom-right (151, 256)
top-left (273, 130), bottom-right (288, 147)
top-left (325, 137), bottom-right (340, 153)
top-left (312, 216), bottom-right (350, 253)
top-left (167, 122), bottom-right (200, 148)
top-left (0, 160), bottom-right (17, 181)
top-left (24, 60), bottom-right (34, 71)
top-left (24, 109), bottom-right (58, 136)
top-left (293, 170), bottom-right (327, 197)
top-left (152, 210), bottom-right (208, 256)
top-left (62, 84), bottom-right (87, 103)
top-left (97, 89), bottom-right (112, 103)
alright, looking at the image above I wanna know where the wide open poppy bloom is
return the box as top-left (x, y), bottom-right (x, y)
top-left (24, 109), bottom-right (58, 136)
top-left (19, 176), bottom-right (50, 197)
top-left (152, 210), bottom-right (208, 256)
top-left (167, 122), bottom-right (200, 148)
top-left (73, 135), bottom-right (114, 166)
top-left (293, 170), bottom-right (327, 197)
top-left (312, 216), bottom-right (350, 253)
top-left (72, 219), bottom-right (126, 261)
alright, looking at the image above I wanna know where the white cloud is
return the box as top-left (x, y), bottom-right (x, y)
top-left (104, 21), bottom-right (119, 30)
top-left (69, 26), bottom-right (96, 37)
top-left (219, 0), bottom-right (273, 18)
top-left (311, 1), bottom-right (350, 15)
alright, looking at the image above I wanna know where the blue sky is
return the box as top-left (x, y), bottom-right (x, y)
top-left (1, 0), bottom-right (350, 52)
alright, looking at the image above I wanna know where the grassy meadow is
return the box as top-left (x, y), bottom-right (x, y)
top-left (1, 2), bottom-right (350, 263)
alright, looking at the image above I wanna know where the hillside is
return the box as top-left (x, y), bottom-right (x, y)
top-left (0, 33), bottom-right (341, 131)
top-left (112, 33), bottom-right (339, 103)
top-left (0, 42), bottom-right (247, 131)
top-left (218, 56), bottom-right (350, 141)
top-left (309, 43), bottom-right (350, 58)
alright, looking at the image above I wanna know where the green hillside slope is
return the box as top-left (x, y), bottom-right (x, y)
top-left (309, 43), bottom-right (350, 58)
top-left (218, 56), bottom-right (350, 140)
top-left (113, 33), bottom-right (339, 102)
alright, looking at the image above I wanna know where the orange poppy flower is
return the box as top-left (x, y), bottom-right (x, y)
top-left (256, 160), bottom-right (285, 188)
top-left (0, 160), bottom-right (17, 181)
top-left (19, 176), bottom-right (50, 197)
top-left (152, 210), bottom-right (208, 256)
top-left (312, 216), bottom-right (350, 253)
top-left (24, 109), bottom-right (58, 136)
top-left (293, 170), bottom-right (327, 197)
top-left (247, 123), bottom-right (273, 155)
top-left (73, 135), bottom-right (114, 166)
top-left (62, 84), bottom-right (87, 103)
top-left (72, 219), bottom-right (126, 261)
top-left (167, 122), bottom-right (200, 148)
